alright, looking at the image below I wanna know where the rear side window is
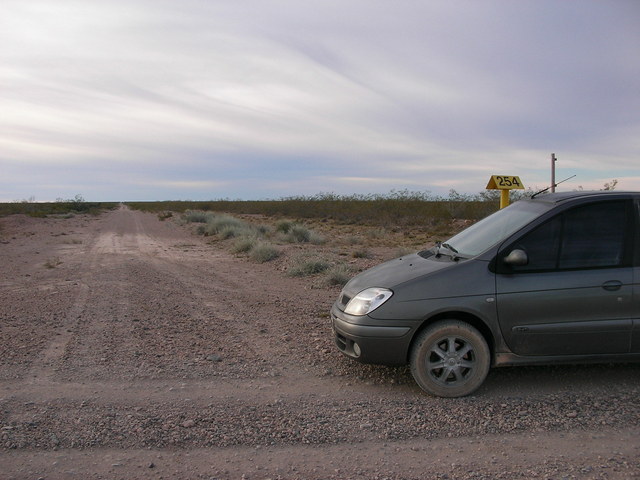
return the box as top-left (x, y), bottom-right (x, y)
top-left (560, 202), bottom-right (627, 268)
top-left (504, 200), bottom-right (629, 272)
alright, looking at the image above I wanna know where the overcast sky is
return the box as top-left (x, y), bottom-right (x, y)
top-left (2, 0), bottom-right (639, 202)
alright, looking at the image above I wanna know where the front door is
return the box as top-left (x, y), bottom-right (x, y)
top-left (495, 199), bottom-right (634, 356)
top-left (631, 200), bottom-right (640, 353)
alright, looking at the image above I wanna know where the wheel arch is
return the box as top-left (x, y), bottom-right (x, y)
top-left (407, 311), bottom-right (496, 364)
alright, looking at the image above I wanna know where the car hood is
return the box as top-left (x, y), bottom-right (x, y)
top-left (343, 252), bottom-right (455, 295)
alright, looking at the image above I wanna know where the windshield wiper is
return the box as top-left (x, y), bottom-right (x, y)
top-left (442, 242), bottom-right (458, 254)
top-left (435, 241), bottom-right (460, 261)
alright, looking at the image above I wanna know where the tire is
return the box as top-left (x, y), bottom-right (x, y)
top-left (410, 320), bottom-right (490, 398)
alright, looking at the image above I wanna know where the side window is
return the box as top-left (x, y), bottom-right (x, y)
top-left (559, 202), bottom-right (627, 268)
top-left (505, 200), bottom-right (628, 272)
top-left (512, 216), bottom-right (561, 271)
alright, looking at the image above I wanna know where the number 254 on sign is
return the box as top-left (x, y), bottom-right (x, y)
top-left (485, 175), bottom-right (524, 190)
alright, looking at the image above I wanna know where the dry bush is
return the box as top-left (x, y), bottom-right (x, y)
top-left (250, 243), bottom-right (280, 263)
top-left (287, 254), bottom-right (331, 277)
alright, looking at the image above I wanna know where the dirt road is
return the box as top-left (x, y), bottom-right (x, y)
top-left (1, 206), bottom-right (639, 479)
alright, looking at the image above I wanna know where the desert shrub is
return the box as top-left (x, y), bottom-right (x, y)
top-left (219, 224), bottom-right (251, 240)
top-left (255, 225), bottom-right (271, 236)
top-left (287, 255), bottom-right (331, 277)
top-left (366, 228), bottom-right (387, 240)
top-left (218, 226), bottom-right (235, 239)
top-left (186, 212), bottom-right (273, 244)
top-left (278, 223), bottom-right (325, 244)
top-left (352, 248), bottom-right (373, 259)
top-left (231, 236), bottom-right (257, 254)
top-left (184, 211), bottom-right (210, 223)
top-left (193, 214), bottom-right (241, 236)
top-left (287, 224), bottom-right (311, 242)
top-left (308, 231), bottom-right (325, 245)
top-left (125, 189), bottom-right (506, 228)
top-left (275, 220), bottom-right (293, 234)
top-left (206, 215), bottom-right (245, 234)
top-left (343, 235), bottom-right (364, 245)
top-left (0, 201), bottom-right (115, 217)
top-left (324, 264), bottom-right (353, 287)
top-left (199, 222), bottom-right (219, 236)
top-left (250, 243), bottom-right (280, 263)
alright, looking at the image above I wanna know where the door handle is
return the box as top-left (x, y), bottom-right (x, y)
top-left (602, 280), bottom-right (622, 291)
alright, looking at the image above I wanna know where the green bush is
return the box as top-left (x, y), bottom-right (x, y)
top-left (287, 224), bottom-right (311, 242)
top-left (324, 264), bottom-right (352, 287)
top-left (218, 225), bottom-right (249, 239)
top-left (256, 225), bottom-right (271, 236)
top-left (308, 231), bottom-right (326, 245)
top-left (275, 220), bottom-right (293, 234)
top-left (0, 200), bottom-right (116, 217)
top-left (278, 223), bottom-right (325, 244)
top-left (352, 249), bottom-right (373, 259)
top-left (184, 211), bottom-right (209, 223)
top-left (287, 255), bottom-right (331, 277)
top-left (250, 243), bottom-right (280, 263)
top-left (366, 228), bottom-right (387, 240)
top-left (206, 215), bottom-right (245, 235)
top-left (344, 235), bottom-right (364, 245)
top-left (231, 237), bottom-right (257, 254)
top-left (126, 189), bottom-right (505, 227)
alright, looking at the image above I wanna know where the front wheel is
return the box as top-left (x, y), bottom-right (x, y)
top-left (410, 320), bottom-right (490, 398)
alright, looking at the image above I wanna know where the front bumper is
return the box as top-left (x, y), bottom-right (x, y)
top-left (330, 303), bottom-right (415, 366)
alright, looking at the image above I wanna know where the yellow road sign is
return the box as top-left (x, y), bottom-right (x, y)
top-left (485, 175), bottom-right (524, 190)
top-left (486, 175), bottom-right (525, 209)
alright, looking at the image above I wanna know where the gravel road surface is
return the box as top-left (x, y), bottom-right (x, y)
top-left (1, 206), bottom-right (639, 479)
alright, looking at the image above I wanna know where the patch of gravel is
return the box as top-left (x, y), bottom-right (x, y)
top-left (1, 209), bottom-right (639, 480)
top-left (1, 391), bottom-right (638, 451)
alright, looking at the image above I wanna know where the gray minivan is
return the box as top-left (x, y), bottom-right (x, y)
top-left (331, 191), bottom-right (640, 397)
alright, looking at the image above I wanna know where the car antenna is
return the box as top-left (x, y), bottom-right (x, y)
top-left (531, 174), bottom-right (576, 199)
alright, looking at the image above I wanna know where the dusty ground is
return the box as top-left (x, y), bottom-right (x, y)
top-left (0, 206), bottom-right (638, 480)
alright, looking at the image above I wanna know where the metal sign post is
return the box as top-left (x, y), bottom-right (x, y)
top-left (486, 175), bottom-right (525, 209)
top-left (551, 153), bottom-right (557, 193)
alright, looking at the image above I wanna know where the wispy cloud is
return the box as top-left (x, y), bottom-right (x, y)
top-left (1, 0), bottom-right (638, 201)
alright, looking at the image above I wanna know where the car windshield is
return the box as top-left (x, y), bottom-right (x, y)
top-left (443, 199), bottom-right (551, 257)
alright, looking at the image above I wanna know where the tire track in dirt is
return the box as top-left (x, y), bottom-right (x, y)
top-left (118, 207), bottom-right (326, 382)
top-left (2, 429), bottom-right (639, 480)
top-left (2, 207), bottom-right (332, 405)
top-left (24, 215), bottom-right (108, 385)
top-left (17, 207), bottom-right (330, 393)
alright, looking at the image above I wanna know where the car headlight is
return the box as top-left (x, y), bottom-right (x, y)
top-left (344, 287), bottom-right (393, 316)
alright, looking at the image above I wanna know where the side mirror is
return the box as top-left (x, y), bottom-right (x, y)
top-left (503, 249), bottom-right (528, 266)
